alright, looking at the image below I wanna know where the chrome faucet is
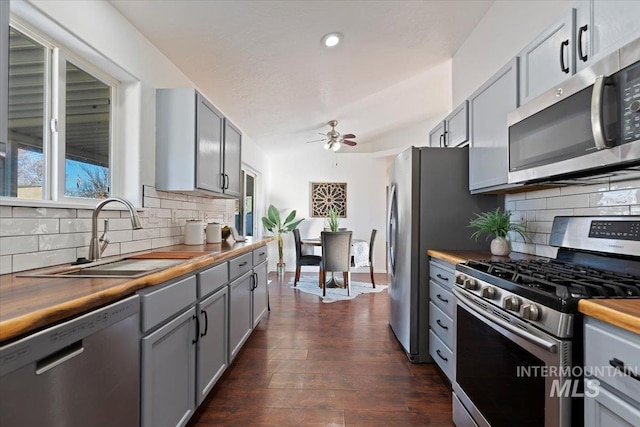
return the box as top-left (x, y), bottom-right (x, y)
top-left (88, 197), bottom-right (143, 261)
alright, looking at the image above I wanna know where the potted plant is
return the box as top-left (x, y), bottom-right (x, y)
top-left (261, 205), bottom-right (304, 276)
top-left (327, 208), bottom-right (340, 232)
top-left (467, 207), bottom-right (528, 256)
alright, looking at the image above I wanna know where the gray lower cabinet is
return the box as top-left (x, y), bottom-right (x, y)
top-left (252, 260), bottom-right (268, 328)
top-left (468, 57), bottom-right (519, 193)
top-left (584, 317), bottom-right (640, 427)
top-left (139, 275), bottom-right (198, 427)
top-left (519, 9), bottom-right (575, 104)
top-left (428, 258), bottom-right (456, 382)
top-left (1, 0), bottom-right (8, 146)
top-left (196, 285), bottom-right (228, 405)
top-left (229, 270), bottom-right (254, 361)
top-left (141, 307), bottom-right (197, 427)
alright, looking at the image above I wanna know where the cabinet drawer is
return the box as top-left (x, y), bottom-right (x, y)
top-left (429, 260), bottom-right (455, 290)
top-left (229, 252), bottom-right (253, 280)
top-left (585, 381), bottom-right (640, 427)
top-left (198, 262), bottom-right (228, 298)
top-left (140, 275), bottom-right (197, 333)
top-left (430, 279), bottom-right (454, 318)
top-left (429, 302), bottom-right (454, 348)
top-left (585, 318), bottom-right (640, 403)
top-left (429, 329), bottom-right (453, 382)
top-left (253, 246), bottom-right (267, 266)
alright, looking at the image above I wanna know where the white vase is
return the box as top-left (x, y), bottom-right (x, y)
top-left (490, 237), bottom-right (511, 256)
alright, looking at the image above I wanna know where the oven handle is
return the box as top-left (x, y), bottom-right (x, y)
top-left (455, 290), bottom-right (558, 354)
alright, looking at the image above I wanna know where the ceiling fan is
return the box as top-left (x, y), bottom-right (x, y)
top-left (306, 120), bottom-right (357, 151)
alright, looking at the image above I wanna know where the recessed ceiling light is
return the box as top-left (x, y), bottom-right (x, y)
top-left (321, 32), bottom-right (342, 48)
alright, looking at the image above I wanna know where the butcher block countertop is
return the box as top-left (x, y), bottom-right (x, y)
top-left (428, 249), bottom-right (640, 336)
top-left (0, 237), bottom-right (274, 343)
top-left (427, 249), bottom-right (540, 265)
top-left (578, 300), bottom-right (640, 335)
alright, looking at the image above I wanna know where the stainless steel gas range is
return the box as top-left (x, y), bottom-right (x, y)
top-left (452, 216), bottom-right (640, 427)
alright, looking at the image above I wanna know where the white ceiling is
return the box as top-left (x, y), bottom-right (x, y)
top-left (109, 0), bottom-right (493, 154)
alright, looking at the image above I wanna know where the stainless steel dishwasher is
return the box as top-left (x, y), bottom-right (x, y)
top-left (0, 295), bottom-right (140, 427)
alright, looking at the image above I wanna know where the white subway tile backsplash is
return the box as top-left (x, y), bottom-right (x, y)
top-left (590, 189), bottom-right (639, 207)
top-left (0, 218), bottom-right (59, 237)
top-left (505, 193), bottom-right (526, 202)
top-left (573, 206), bottom-right (631, 216)
top-left (1, 186), bottom-right (235, 274)
top-left (13, 249), bottom-right (76, 271)
top-left (535, 209), bottom-right (574, 222)
top-left (525, 188), bottom-right (561, 199)
top-left (560, 183), bottom-right (609, 195)
top-left (0, 235), bottom-right (38, 254)
top-left (515, 198), bottom-right (546, 211)
top-left (546, 194), bottom-right (590, 209)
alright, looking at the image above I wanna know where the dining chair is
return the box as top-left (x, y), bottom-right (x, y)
top-left (369, 229), bottom-right (377, 288)
top-left (293, 228), bottom-right (322, 286)
top-left (320, 231), bottom-right (352, 296)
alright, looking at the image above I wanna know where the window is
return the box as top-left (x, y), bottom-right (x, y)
top-left (2, 24), bottom-right (115, 201)
top-left (235, 169), bottom-right (256, 236)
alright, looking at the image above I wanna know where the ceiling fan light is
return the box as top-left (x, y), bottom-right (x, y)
top-left (332, 142), bottom-right (341, 151)
top-left (323, 142), bottom-right (332, 150)
top-left (321, 32), bottom-right (342, 48)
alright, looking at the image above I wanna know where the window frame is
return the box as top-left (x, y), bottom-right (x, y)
top-left (2, 4), bottom-right (141, 209)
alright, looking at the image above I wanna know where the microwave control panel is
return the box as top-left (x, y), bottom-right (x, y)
top-left (621, 62), bottom-right (640, 143)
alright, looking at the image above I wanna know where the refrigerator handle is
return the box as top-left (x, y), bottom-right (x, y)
top-left (387, 184), bottom-right (398, 277)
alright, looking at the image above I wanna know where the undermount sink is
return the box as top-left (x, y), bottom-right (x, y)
top-left (20, 258), bottom-right (184, 278)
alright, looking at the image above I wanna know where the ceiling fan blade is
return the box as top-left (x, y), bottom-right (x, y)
top-left (305, 138), bottom-right (327, 143)
top-left (342, 140), bottom-right (357, 146)
top-left (341, 133), bottom-right (356, 139)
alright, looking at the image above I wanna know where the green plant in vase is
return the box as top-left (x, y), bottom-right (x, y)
top-left (327, 208), bottom-right (340, 232)
top-left (467, 207), bottom-right (528, 256)
top-left (261, 205), bottom-right (304, 276)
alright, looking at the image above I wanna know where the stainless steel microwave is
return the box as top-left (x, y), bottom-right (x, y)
top-left (508, 37), bottom-right (640, 184)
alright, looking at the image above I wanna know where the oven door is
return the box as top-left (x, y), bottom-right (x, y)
top-left (453, 288), bottom-right (573, 427)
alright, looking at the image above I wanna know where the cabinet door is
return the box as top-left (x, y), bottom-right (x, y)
top-left (196, 286), bottom-right (228, 405)
top-left (429, 121), bottom-right (445, 147)
top-left (576, 0), bottom-right (640, 72)
top-left (469, 58), bottom-right (519, 192)
top-left (252, 261), bottom-right (268, 328)
top-left (585, 383), bottom-right (640, 427)
top-left (222, 119), bottom-right (241, 198)
top-left (141, 307), bottom-right (196, 427)
top-left (445, 101), bottom-right (469, 147)
top-left (229, 270), bottom-right (253, 361)
top-left (0, 0), bottom-right (8, 146)
top-left (519, 9), bottom-right (575, 104)
top-left (196, 93), bottom-right (224, 193)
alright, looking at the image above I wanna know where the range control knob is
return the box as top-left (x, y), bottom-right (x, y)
top-left (455, 275), bottom-right (465, 286)
top-left (504, 295), bottom-right (521, 312)
top-left (462, 277), bottom-right (477, 290)
top-left (480, 285), bottom-right (496, 299)
top-left (522, 303), bottom-right (541, 321)
top-left (631, 100), bottom-right (640, 113)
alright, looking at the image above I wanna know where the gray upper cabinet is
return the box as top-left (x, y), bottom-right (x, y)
top-left (428, 101), bottom-right (469, 148)
top-left (519, 9), bottom-right (575, 104)
top-left (156, 88), bottom-right (240, 198)
top-left (445, 100), bottom-right (469, 147)
top-left (575, 0), bottom-right (640, 72)
top-left (429, 121), bottom-right (445, 147)
top-left (469, 58), bottom-right (519, 193)
top-left (1, 0), bottom-right (8, 146)
top-left (222, 119), bottom-right (242, 198)
top-left (195, 94), bottom-right (224, 193)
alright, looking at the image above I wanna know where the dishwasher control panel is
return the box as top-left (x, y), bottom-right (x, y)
top-left (0, 295), bottom-right (139, 377)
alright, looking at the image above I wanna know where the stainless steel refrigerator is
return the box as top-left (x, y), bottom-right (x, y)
top-left (387, 146), bottom-right (501, 363)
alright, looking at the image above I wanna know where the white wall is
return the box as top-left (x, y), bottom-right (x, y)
top-left (452, 0), bottom-right (574, 105)
top-left (266, 146), bottom-right (388, 274)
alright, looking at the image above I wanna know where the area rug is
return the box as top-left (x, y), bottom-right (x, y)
top-left (289, 276), bottom-right (386, 303)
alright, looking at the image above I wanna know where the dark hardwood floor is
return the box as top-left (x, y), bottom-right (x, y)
top-left (188, 272), bottom-right (454, 426)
